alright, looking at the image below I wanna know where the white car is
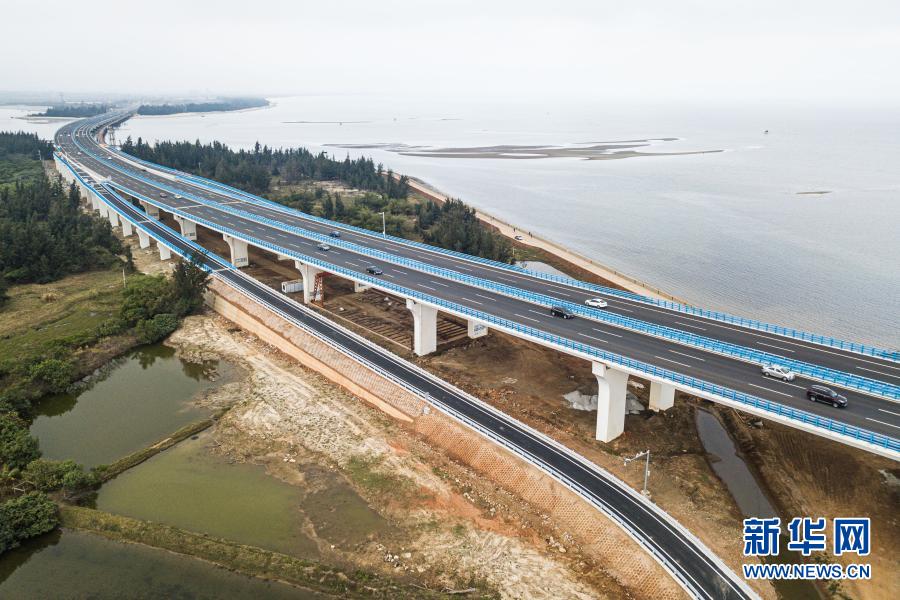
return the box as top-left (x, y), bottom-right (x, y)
top-left (761, 364), bottom-right (796, 381)
top-left (585, 298), bottom-right (608, 309)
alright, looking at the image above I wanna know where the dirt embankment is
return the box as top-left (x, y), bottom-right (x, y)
top-left (166, 314), bottom-right (613, 600)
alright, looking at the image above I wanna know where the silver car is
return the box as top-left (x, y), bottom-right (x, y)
top-left (761, 364), bottom-right (796, 381)
top-left (585, 298), bottom-right (608, 309)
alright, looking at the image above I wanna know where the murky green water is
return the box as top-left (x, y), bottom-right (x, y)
top-left (0, 530), bottom-right (323, 599)
top-left (30, 343), bottom-right (227, 467)
top-left (94, 432), bottom-right (320, 558)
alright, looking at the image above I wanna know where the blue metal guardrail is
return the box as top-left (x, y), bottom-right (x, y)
top-left (59, 145), bottom-right (900, 454)
top-left (83, 148), bottom-right (900, 401)
top-left (54, 153), bottom-right (229, 273)
top-left (105, 143), bottom-right (899, 363)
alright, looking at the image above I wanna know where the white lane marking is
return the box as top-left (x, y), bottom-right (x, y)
top-left (668, 349), bottom-right (706, 362)
top-left (866, 418), bottom-right (900, 430)
top-left (654, 356), bottom-right (694, 369)
top-left (514, 313), bottom-right (541, 323)
top-left (756, 341), bottom-right (795, 353)
top-left (578, 333), bottom-right (608, 343)
top-left (675, 320), bottom-right (707, 331)
top-left (475, 293), bottom-right (496, 302)
top-left (555, 291), bottom-right (573, 298)
top-left (769, 379), bottom-right (806, 390)
top-left (384, 273), bottom-right (395, 279)
top-left (747, 383), bottom-right (793, 398)
top-left (615, 306), bottom-right (634, 313)
top-left (394, 269), bottom-right (410, 275)
top-left (592, 327), bottom-right (622, 338)
top-left (528, 309), bottom-right (548, 316)
top-left (345, 261), bottom-right (360, 267)
top-left (857, 366), bottom-right (900, 379)
top-left (461, 297), bottom-right (483, 306)
top-left (420, 284), bottom-right (437, 291)
top-left (878, 408), bottom-right (900, 417)
top-left (456, 265), bottom-right (474, 272)
top-left (431, 280), bottom-right (450, 287)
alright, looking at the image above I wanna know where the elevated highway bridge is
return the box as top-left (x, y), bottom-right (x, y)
top-left (53, 113), bottom-right (900, 460)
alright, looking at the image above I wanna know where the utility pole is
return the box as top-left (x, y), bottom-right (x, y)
top-left (379, 211), bottom-right (386, 237)
top-left (624, 450), bottom-right (651, 498)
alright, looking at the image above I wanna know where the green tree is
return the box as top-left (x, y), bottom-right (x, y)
top-left (23, 459), bottom-right (97, 493)
top-left (0, 412), bottom-right (40, 471)
top-left (120, 274), bottom-right (173, 325)
top-left (0, 492), bottom-right (59, 553)
top-left (135, 313), bottom-right (179, 344)
top-left (28, 358), bottom-right (74, 393)
top-left (170, 252), bottom-right (210, 316)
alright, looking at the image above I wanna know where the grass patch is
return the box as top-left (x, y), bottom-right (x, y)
top-left (0, 267), bottom-right (125, 367)
top-left (345, 454), bottom-right (412, 497)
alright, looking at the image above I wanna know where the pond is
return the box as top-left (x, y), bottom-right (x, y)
top-left (93, 431), bottom-right (320, 558)
top-left (0, 530), bottom-right (323, 599)
top-left (30, 343), bottom-right (229, 468)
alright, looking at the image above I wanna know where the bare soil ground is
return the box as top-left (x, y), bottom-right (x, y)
top-left (167, 314), bottom-right (619, 599)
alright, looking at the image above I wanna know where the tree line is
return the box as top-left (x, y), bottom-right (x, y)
top-left (30, 104), bottom-right (113, 118)
top-left (120, 136), bottom-right (513, 262)
top-left (120, 136), bottom-right (410, 197)
top-left (136, 97), bottom-right (268, 116)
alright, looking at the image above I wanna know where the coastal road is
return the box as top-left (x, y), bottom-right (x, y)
top-left (57, 153), bottom-right (756, 600)
top-left (54, 116), bottom-right (900, 443)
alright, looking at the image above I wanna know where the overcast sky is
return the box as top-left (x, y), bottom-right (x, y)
top-left (3, 0), bottom-right (899, 105)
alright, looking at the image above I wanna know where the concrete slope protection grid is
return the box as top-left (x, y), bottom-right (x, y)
top-left (54, 147), bottom-right (756, 600)
top-left (55, 114), bottom-right (900, 455)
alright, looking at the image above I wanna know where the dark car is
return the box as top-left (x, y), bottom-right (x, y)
top-left (329, 230), bottom-right (341, 238)
top-left (549, 306), bottom-right (575, 319)
top-left (806, 385), bottom-right (848, 408)
top-left (366, 265), bottom-right (383, 275)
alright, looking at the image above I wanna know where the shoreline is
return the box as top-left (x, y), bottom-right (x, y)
top-left (396, 174), bottom-right (685, 303)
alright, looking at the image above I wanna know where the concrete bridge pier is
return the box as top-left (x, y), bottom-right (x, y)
top-left (277, 253), bottom-right (292, 261)
top-left (649, 381), bottom-right (675, 412)
top-left (136, 229), bottom-right (151, 249)
top-left (353, 281), bottom-right (371, 293)
top-left (294, 261), bottom-right (323, 304)
top-left (467, 320), bottom-right (488, 339)
top-left (592, 362), bottom-right (629, 443)
top-left (107, 208), bottom-right (119, 228)
top-left (406, 299), bottom-right (437, 356)
top-left (223, 234), bottom-right (249, 267)
top-left (158, 242), bottom-right (172, 261)
top-left (139, 201), bottom-right (160, 220)
top-left (120, 219), bottom-right (133, 237)
top-left (174, 215), bottom-right (198, 240)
